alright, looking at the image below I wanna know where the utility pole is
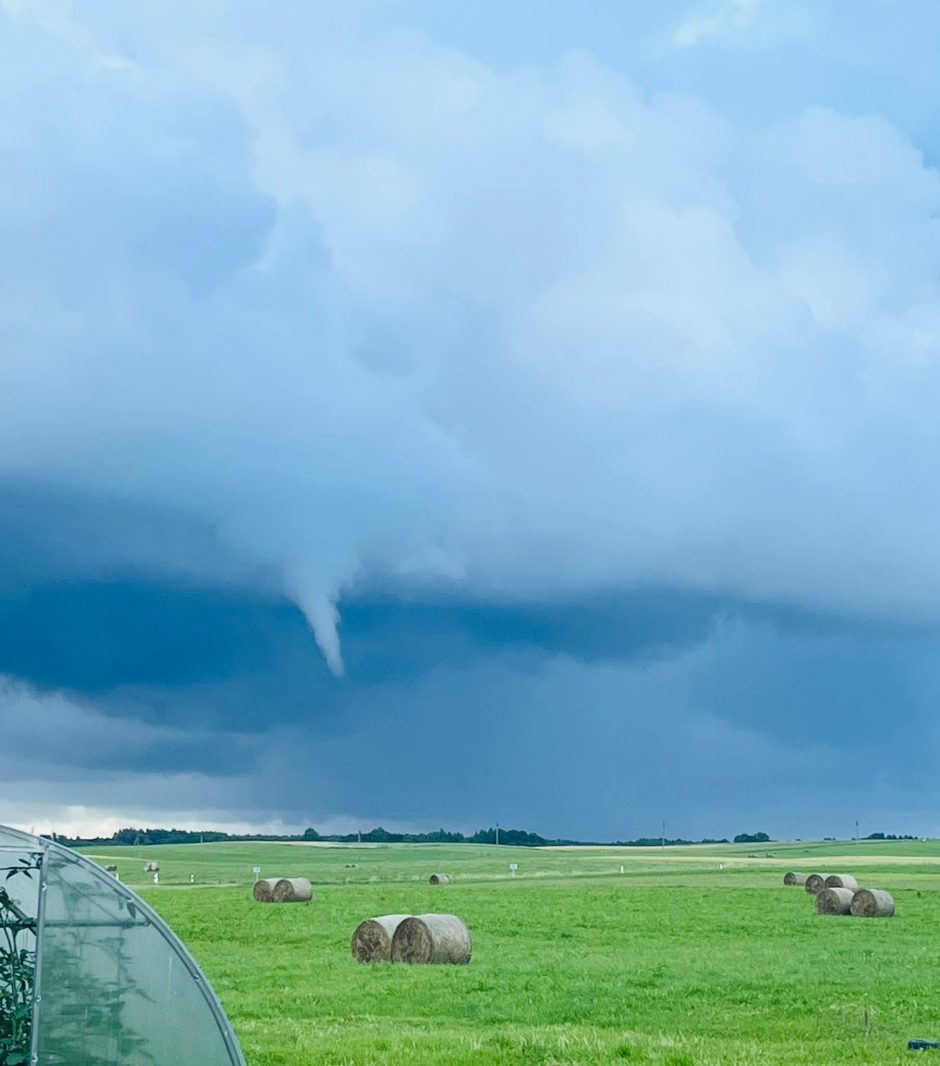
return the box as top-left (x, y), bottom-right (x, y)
top-left (855, 819), bottom-right (859, 843)
top-left (661, 820), bottom-right (666, 848)
top-left (357, 829), bottom-right (361, 845)
top-left (495, 822), bottom-right (500, 847)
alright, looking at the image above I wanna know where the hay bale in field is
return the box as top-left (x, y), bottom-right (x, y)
top-left (272, 877), bottom-right (312, 903)
top-left (824, 874), bottom-right (859, 891)
top-left (429, 873), bottom-right (451, 885)
top-left (351, 915), bottom-right (412, 962)
top-left (850, 889), bottom-right (895, 918)
top-left (816, 887), bottom-right (854, 915)
top-left (144, 861), bottom-right (160, 873)
top-left (252, 878), bottom-right (279, 902)
top-left (783, 872), bottom-right (807, 886)
top-left (390, 914), bottom-right (471, 965)
top-left (804, 873), bottom-right (831, 894)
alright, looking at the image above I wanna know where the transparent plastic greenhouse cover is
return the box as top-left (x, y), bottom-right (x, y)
top-left (0, 823), bottom-right (245, 1065)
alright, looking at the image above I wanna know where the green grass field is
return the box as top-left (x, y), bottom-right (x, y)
top-left (82, 839), bottom-right (940, 1065)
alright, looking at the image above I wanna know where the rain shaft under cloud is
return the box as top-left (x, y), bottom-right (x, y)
top-left (3, 0), bottom-right (940, 839)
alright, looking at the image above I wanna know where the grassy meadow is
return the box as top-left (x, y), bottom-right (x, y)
top-left (82, 839), bottom-right (940, 1065)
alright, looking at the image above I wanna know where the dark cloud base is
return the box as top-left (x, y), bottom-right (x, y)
top-left (3, 554), bottom-right (939, 839)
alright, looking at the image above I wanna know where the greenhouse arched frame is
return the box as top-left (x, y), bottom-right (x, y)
top-left (0, 822), bottom-right (245, 1065)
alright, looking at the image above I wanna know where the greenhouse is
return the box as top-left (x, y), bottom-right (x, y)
top-left (0, 823), bottom-right (245, 1065)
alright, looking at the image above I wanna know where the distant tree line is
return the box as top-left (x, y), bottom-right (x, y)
top-left (609, 837), bottom-right (732, 847)
top-left (865, 832), bottom-right (917, 840)
top-left (43, 825), bottom-right (779, 848)
top-left (47, 825), bottom-right (560, 848)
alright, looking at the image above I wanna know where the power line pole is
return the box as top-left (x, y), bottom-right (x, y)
top-left (495, 822), bottom-right (500, 847)
top-left (661, 820), bottom-right (666, 848)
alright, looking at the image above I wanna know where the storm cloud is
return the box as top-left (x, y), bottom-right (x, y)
top-left (3, 0), bottom-right (940, 839)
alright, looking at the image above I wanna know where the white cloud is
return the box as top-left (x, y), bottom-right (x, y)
top-left (674, 0), bottom-right (761, 48)
top-left (2, 4), bottom-right (940, 680)
top-left (671, 0), bottom-right (811, 49)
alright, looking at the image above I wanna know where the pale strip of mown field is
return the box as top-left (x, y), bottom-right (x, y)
top-left (84, 838), bottom-right (940, 890)
top-left (81, 840), bottom-right (939, 1064)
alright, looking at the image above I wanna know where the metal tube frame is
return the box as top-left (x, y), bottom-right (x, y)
top-left (0, 829), bottom-right (246, 1066)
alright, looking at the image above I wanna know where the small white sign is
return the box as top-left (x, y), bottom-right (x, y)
top-left (253, 866), bottom-right (262, 874)
top-left (509, 863), bottom-right (518, 872)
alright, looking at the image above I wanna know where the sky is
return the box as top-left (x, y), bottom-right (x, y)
top-left (3, 0), bottom-right (940, 841)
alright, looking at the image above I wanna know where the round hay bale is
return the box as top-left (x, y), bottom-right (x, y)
top-left (391, 914), bottom-right (471, 965)
top-left (804, 873), bottom-right (831, 894)
top-left (272, 877), bottom-right (312, 903)
top-left (816, 887), bottom-right (854, 915)
top-left (351, 915), bottom-right (412, 962)
top-left (850, 889), bottom-right (895, 918)
top-left (824, 874), bottom-right (859, 892)
top-left (429, 873), bottom-right (451, 885)
top-left (783, 872), bottom-right (807, 886)
top-left (252, 878), bottom-right (279, 902)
